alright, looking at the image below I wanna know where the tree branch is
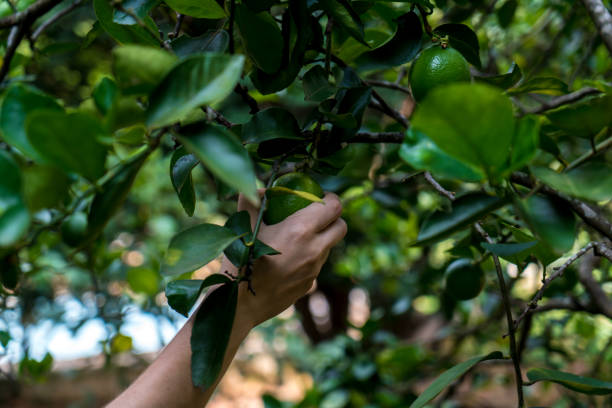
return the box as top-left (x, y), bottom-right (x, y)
top-left (367, 79), bottom-right (412, 96)
top-left (581, 0), bottom-right (612, 55)
top-left (578, 243), bottom-right (612, 318)
top-left (424, 171), bottom-right (455, 200)
top-left (510, 172), bottom-right (612, 240)
top-left (565, 135), bottom-right (612, 171)
top-left (0, 0), bottom-right (62, 29)
top-left (168, 12), bottom-right (184, 39)
top-left (31, 0), bottom-right (84, 41)
top-left (474, 222), bottom-right (525, 408)
top-left (523, 87), bottom-right (601, 114)
top-left (370, 89), bottom-right (409, 128)
top-left (349, 131), bottom-right (404, 144)
top-left (0, 24), bottom-right (27, 82)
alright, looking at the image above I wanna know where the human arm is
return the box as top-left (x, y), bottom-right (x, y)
top-left (106, 192), bottom-right (347, 407)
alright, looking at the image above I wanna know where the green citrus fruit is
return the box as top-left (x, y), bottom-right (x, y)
top-left (409, 46), bottom-right (471, 102)
top-left (1, 255), bottom-right (21, 290)
top-left (263, 172), bottom-right (324, 225)
top-left (444, 258), bottom-right (485, 301)
top-left (61, 212), bottom-right (88, 247)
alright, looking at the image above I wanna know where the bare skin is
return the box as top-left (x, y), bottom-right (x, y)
top-left (107, 192), bottom-right (347, 407)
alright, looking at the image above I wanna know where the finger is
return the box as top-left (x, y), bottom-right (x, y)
top-left (318, 217), bottom-right (347, 250)
top-left (290, 192), bottom-right (343, 232)
top-left (238, 189), bottom-right (266, 228)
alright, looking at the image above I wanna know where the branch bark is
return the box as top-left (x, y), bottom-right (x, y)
top-left (524, 87), bottom-right (601, 114)
top-left (578, 244), bottom-right (612, 318)
top-left (0, 0), bottom-right (62, 29)
top-left (367, 79), bottom-right (412, 95)
top-left (581, 0), bottom-right (612, 55)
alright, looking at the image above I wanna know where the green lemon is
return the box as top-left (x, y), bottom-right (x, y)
top-left (61, 212), bottom-right (89, 247)
top-left (444, 258), bottom-right (485, 301)
top-left (409, 46), bottom-right (471, 102)
top-left (263, 172), bottom-right (324, 225)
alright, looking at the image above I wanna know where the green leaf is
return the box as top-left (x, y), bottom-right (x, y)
top-left (518, 195), bottom-right (576, 254)
top-left (177, 123), bottom-right (258, 204)
top-left (507, 77), bottom-right (569, 96)
top-left (409, 351), bottom-right (503, 408)
top-left (112, 45), bottom-right (178, 94)
top-left (496, 0), bottom-right (517, 28)
top-left (545, 92), bottom-right (612, 138)
top-left (242, 107), bottom-right (302, 144)
top-left (526, 368), bottom-right (612, 395)
top-left (0, 330), bottom-right (10, 348)
top-left (433, 23), bottom-right (481, 68)
top-left (146, 53), bottom-right (244, 128)
top-left (93, 77), bottom-right (119, 114)
top-left (113, 0), bottom-right (159, 25)
top-left (476, 63), bottom-right (522, 89)
top-left (505, 115), bottom-right (540, 173)
top-left (25, 111), bottom-right (108, 182)
top-left (87, 151), bottom-right (148, 240)
top-left (170, 147), bottom-right (199, 216)
top-left (303, 65), bottom-right (335, 102)
top-left (171, 30), bottom-right (229, 57)
top-left (319, 0), bottom-right (367, 46)
top-left (235, 4), bottom-right (283, 74)
top-left (415, 193), bottom-right (506, 246)
top-left (191, 281), bottom-right (238, 388)
top-left (126, 267), bottom-right (160, 296)
top-left (166, 274), bottom-right (232, 316)
top-left (22, 164), bottom-right (70, 212)
top-left (93, 0), bottom-right (159, 45)
top-left (165, 0), bottom-right (226, 18)
top-left (224, 211), bottom-right (280, 267)
top-left (508, 225), bottom-right (558, 267)
top-left (0, 83), bottom-right (62, 162)
top-left (411, 83), bottom-right (515, 179)
top-left (481, 241), bottom-right (538, 265)
top-left (532, 161), bottom-right (612, 202)
top-left (355, 11), bottom-right (422, 71)
top-left (161, 224), bottom-right (240, 276)
top-left (399, 129), bottom-right (484, 182)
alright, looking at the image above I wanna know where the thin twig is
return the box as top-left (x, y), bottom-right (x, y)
top-left (349, 131), bottom-right (404, 144)
top-left (367, 79), bottom-right (412, 95)
top-left (564, 134), bottom-right (612, 171)
top-left (0, 0), bottom-right (61, 29)
top-left (324, 17), bottom-right (333, 74)
top-left (112, 2), bottom-right (171, 51)
top-left (523, 87), bottom-right (601, 114)
top-left (168, 12), bottom-right (184, 39)
top-left (204, 107), bottom-right (233, 129)
top-left (31, 0), bottom-right (83, 40)
top-left (0, 24), bottom-right (27, 82)
top-left (424, 171), bottom-right (455, 200)
top-left (234, 84), bottom-right (259, 114)
top-left (474, 222), bottom-right (525, 408)
top-left (578, 243), bottom-right (612, 318)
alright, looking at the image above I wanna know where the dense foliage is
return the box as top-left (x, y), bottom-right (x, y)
top-left (0, 0), bottom-right (611, 406)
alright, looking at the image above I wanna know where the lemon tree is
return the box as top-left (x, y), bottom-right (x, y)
top-left (0, 0), bottom-right (611, 406)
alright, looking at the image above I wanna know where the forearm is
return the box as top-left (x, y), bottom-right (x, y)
top-left (107, 285), bottom-right (253, 408)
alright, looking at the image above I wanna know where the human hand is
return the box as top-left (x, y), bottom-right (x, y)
top-left (222, 191), bottom-right (347, 329)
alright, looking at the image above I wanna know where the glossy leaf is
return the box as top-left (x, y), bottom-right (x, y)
top-left (303, 66), bottom-right (335, 102)
top-left (532, 161), bottom-right (612, 202)
top-left (508, 225), bottom-right (558, 267)
top-left (191, 281), bottom-right (238, 388)
top-left (113, 0), bottom-right (159, 25)
top-left (26, 111), bottom-right (108, 182)
top-left (223, 211), bottom-right (280, 267)
top-left (481, 241), bottom-right (538, 265)
top-left (545, 92), bottom-right (612, 138)
top-left (178, 123), bottom-right (258, 203)
top-left (146, 54), bottom-right (244, 128)
top-left (319, 0), bottom-right (367, 46)
top-left (235, 4), bottom-right (283, 74)
top-left (170, 147), bottom-right (199, 216)
top-left (411, 83), bottom-right (515, 179)
top-left (507, 77), bottom-right (569, 95)
top-left (409, 351), bottom-right (503, 408)
top-left (113, 45), bottom-right (178, 94)
top-left (93, 0), bottom-right (158, 45)
top-left (519, 195), bottom-right (576, 254)
top-left (505, 115), bottom-right (540, 173)
top-left (355, 12), bottom-right (422, 71)
top-left (399, 129), bottom-right (484, 182)
top-left (93, 77), bottom-right (119, 114)
top-left (527, 368), bottom-right (612, 395)
top-left (0, 83), bottom-right (62, 161)
top-left (497, 0), bottom-right (517, 28)
top-left (87, 152), bottom-right (148, 240)
top-left (166, 274), bottom-right (232, 317)
top-left (171, 30), bottom-right (229, 57)
top-left (126, 267), bottom-right (160, 296)
top-left (161, 224), bottom-right (240, 276)
top-left (0, 152), bottom-right (30, 247)
top-left (415, 193), bottom-right (506, 245)
top-left (433, 23), bottom-right (481, 68)
top-left (242, 107), bottom-right (302, 144)
top-left (476, 63), bottom-right (522, 89)
top-left (165, 0), bottom-right (225, 18)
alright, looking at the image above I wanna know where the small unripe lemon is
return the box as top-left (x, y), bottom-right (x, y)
top-left (263, 173), bottom-right (324, 225)
top-left (444, 258), bottom-right (485, 301)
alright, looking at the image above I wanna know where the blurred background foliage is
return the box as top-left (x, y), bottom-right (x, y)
top-left (0, 0), bottom-right (611, 407)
